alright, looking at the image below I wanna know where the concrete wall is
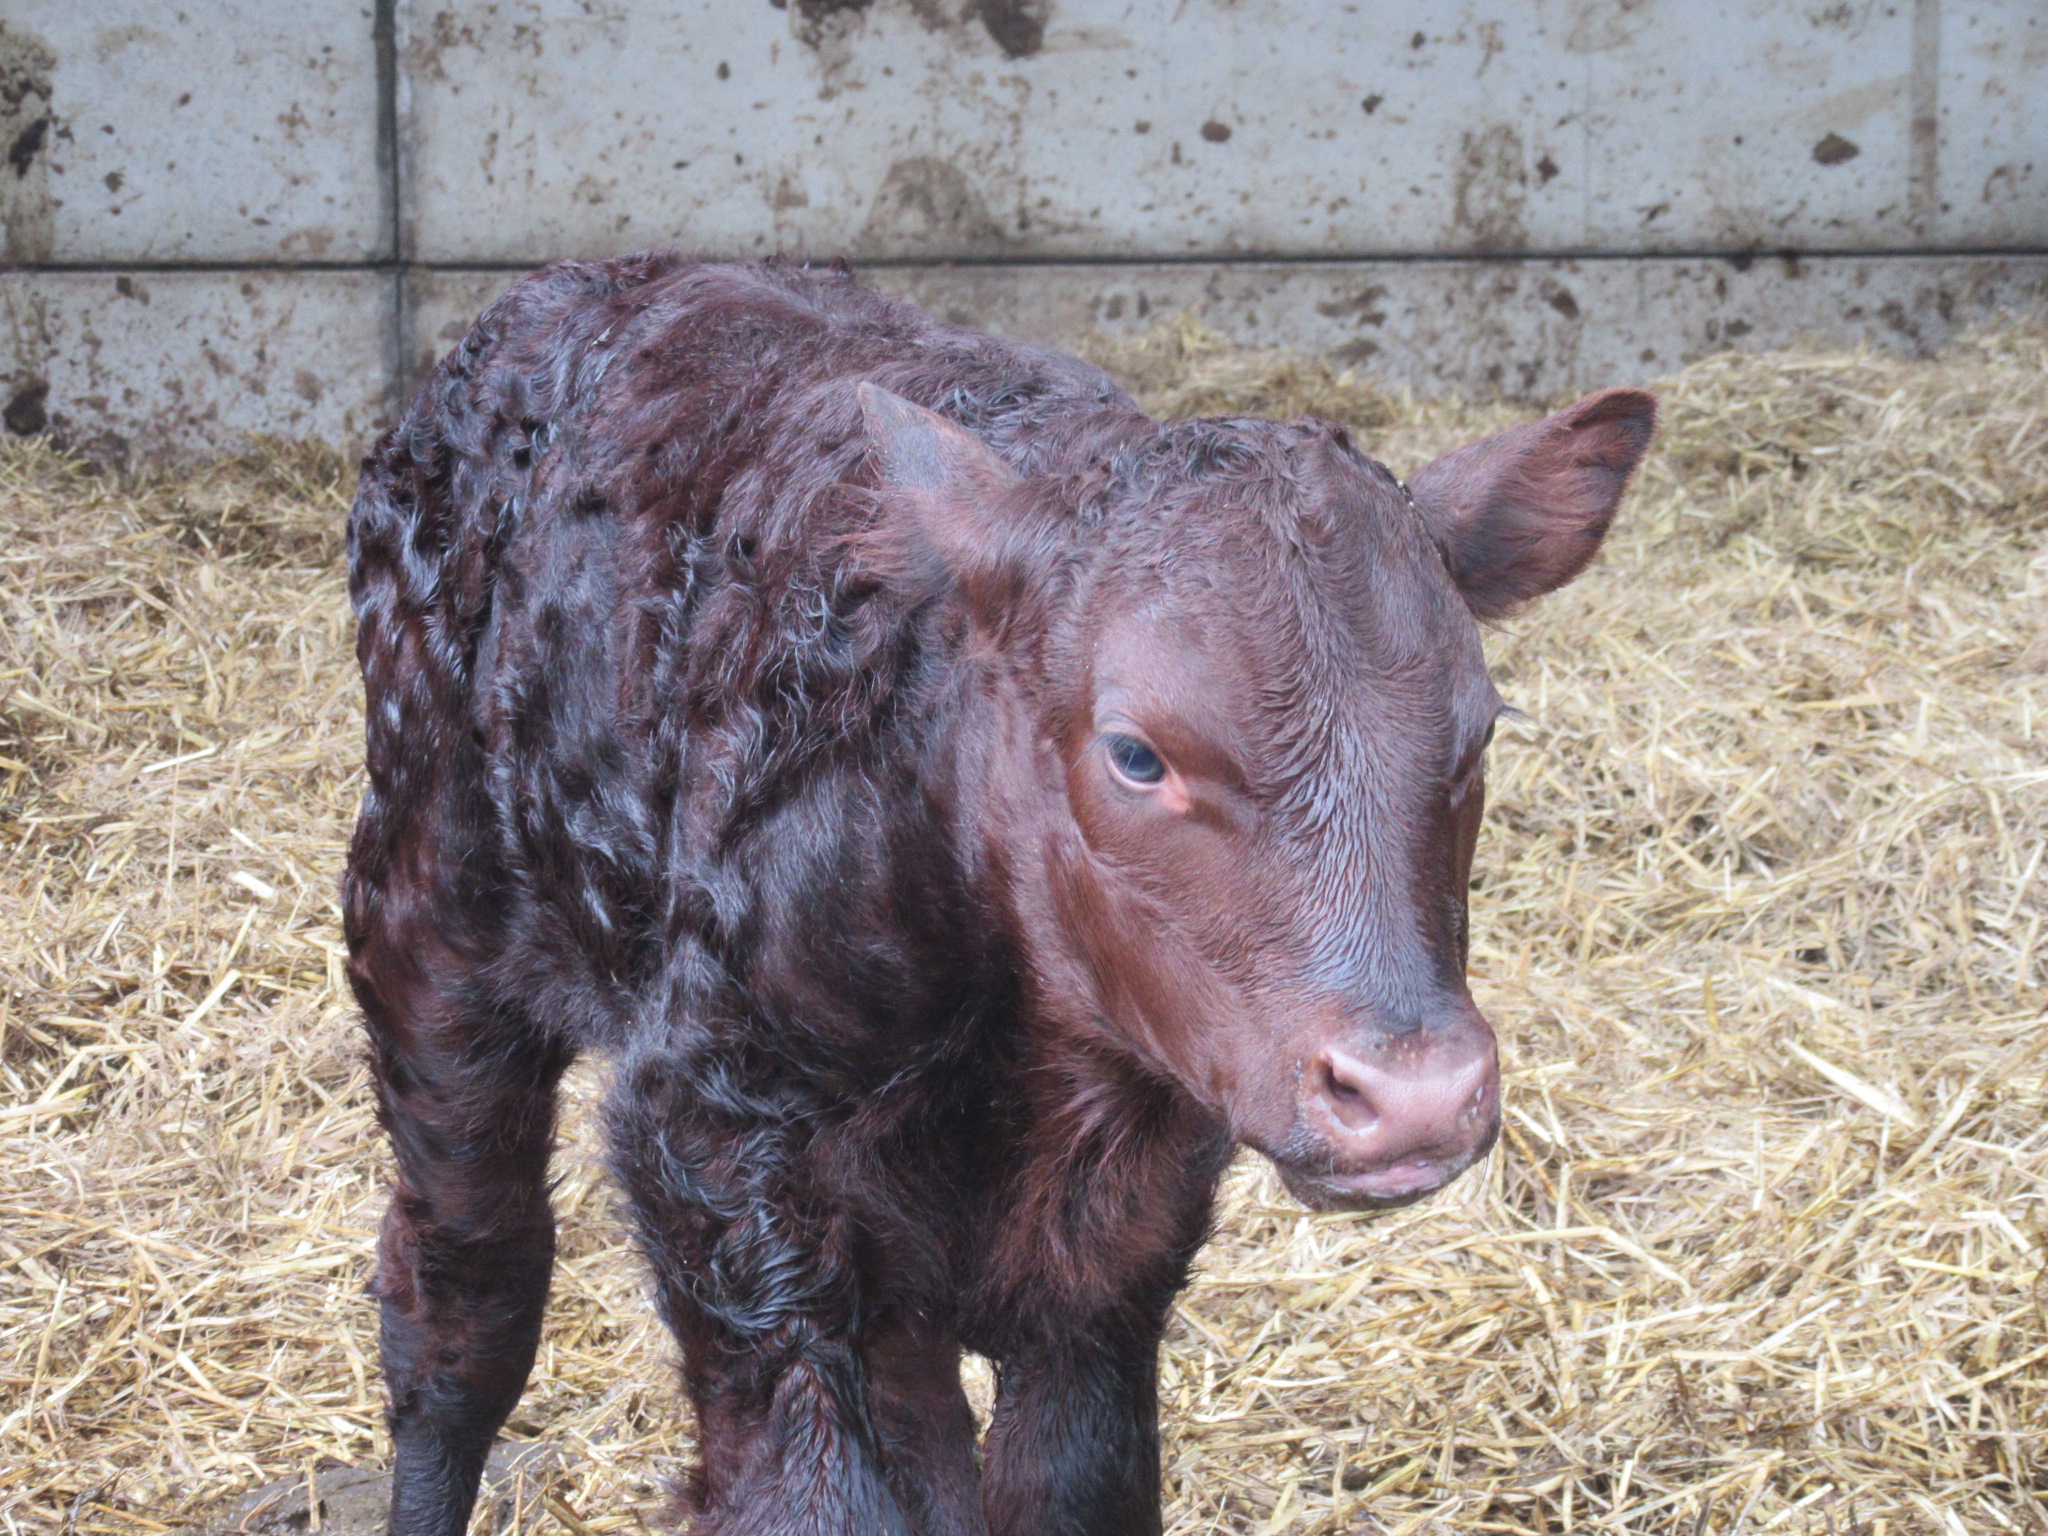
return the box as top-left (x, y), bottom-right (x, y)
top-left (3, 1), bottom-right (2044, 462)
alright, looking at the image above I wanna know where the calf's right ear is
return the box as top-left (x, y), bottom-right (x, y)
top-left (1406, 387), bottom-right (1657, 620)
top-left (857, 382), bottom-right (1051, 624)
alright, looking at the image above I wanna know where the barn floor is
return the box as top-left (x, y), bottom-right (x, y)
top-left (2, 320), bottom-right (2045, 1536)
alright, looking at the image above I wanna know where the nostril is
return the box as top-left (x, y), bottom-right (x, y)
top-left (1316, 1051), bottom-right (1381, 1134)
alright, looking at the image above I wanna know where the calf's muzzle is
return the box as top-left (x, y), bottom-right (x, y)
top-left (1279, 1011), bottom-right (1501, 1212)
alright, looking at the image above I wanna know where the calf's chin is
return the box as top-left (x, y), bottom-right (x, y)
top-left (1271, 1113), bottom-right (1502, 1214)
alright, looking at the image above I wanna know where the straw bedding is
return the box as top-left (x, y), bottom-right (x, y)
top-left (2, 316), bottom-right (2044, 1535)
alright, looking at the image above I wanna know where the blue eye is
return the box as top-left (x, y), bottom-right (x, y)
top-left (1105, 734), bottom-right (1166, 786)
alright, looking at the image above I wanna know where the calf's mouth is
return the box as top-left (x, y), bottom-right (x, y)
top-left (1272, 1126), bottom-right (1500, 1213)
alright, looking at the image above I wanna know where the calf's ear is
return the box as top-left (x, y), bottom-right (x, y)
top-left (857, 382), bottom-right (1048, 622)
top-left (1406, 387), bottom-right (1657, 620)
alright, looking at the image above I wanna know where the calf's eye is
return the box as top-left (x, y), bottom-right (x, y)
top-left (1104, 734), bottom-right (1167, 787)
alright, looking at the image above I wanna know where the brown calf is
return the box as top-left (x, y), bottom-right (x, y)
top-left (344, 255), bottom-right (1654, 1535)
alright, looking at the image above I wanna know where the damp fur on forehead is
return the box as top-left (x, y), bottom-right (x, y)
top-left (1106, 418), bottom-right (1301, 496)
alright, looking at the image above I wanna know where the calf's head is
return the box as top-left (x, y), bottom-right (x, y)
top-left (860, 383), bottom-right (1655, 1211)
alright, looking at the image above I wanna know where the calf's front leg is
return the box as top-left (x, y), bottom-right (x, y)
top-left (980, 1333), bottom-right (1166, 1536)
top-left (608, 1043), bottom-right (915, 1536)
top-left (864, 1317), bottom-right (987, 1536)
top-left (973, 1057), bottom-right (1231, 1536)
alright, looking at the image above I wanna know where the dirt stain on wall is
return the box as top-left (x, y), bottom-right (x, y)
top-left (859, 155), bottom-right (1007, 252)
top-left (1812, 132), bottom-right (1861, 166)
top-left (2, 279), bottom-right (52, 443)
top-left (1452, 124), bottom-right (1528, 254)
top-left (783, 0), bottom-right (876, 52)
top-left (1563, 0), bottom-right (1653, 53)
top-left (783, 0), bottom-right (1048, 59)
top-left (974, 0), bottom-right (1048, 58)
top-left (0, 22), bottom-right (57, 263)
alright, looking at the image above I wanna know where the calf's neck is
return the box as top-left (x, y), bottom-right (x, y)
top-left (344, 255), bottom-right (1655, 1535)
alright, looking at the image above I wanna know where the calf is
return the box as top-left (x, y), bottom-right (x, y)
top-left (344, 255), bottom-right (1654, 1536)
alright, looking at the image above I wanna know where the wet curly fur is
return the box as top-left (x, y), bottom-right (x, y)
top-left (343, 254), bottom-right (1652, 1536)
top-left (346, 257), bottom-right (1234, 1536)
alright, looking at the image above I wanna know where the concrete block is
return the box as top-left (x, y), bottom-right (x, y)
top-left (2, 2), bottom-right (385, 263)
top-left (0, 269), bottom-right (393, 462)
top-left (398, 0), bottom-right (2046, 265)
top-left (402, 255), bottom-right (2048, 406)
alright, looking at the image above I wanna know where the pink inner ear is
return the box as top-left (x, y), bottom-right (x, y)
top-left (1407, 387), bottom-right (1656, 620)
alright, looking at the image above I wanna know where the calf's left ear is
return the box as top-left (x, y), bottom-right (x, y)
top-left (857, 382), bottom-right (1049, 623)
top-left (1406, 387), bottom-right (1657, 620)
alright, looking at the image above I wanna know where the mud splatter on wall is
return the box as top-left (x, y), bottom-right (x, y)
top-left (1452, 124), bottom-right (1529, 255)
top-left (0, 23), bottom-right (56, 264)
